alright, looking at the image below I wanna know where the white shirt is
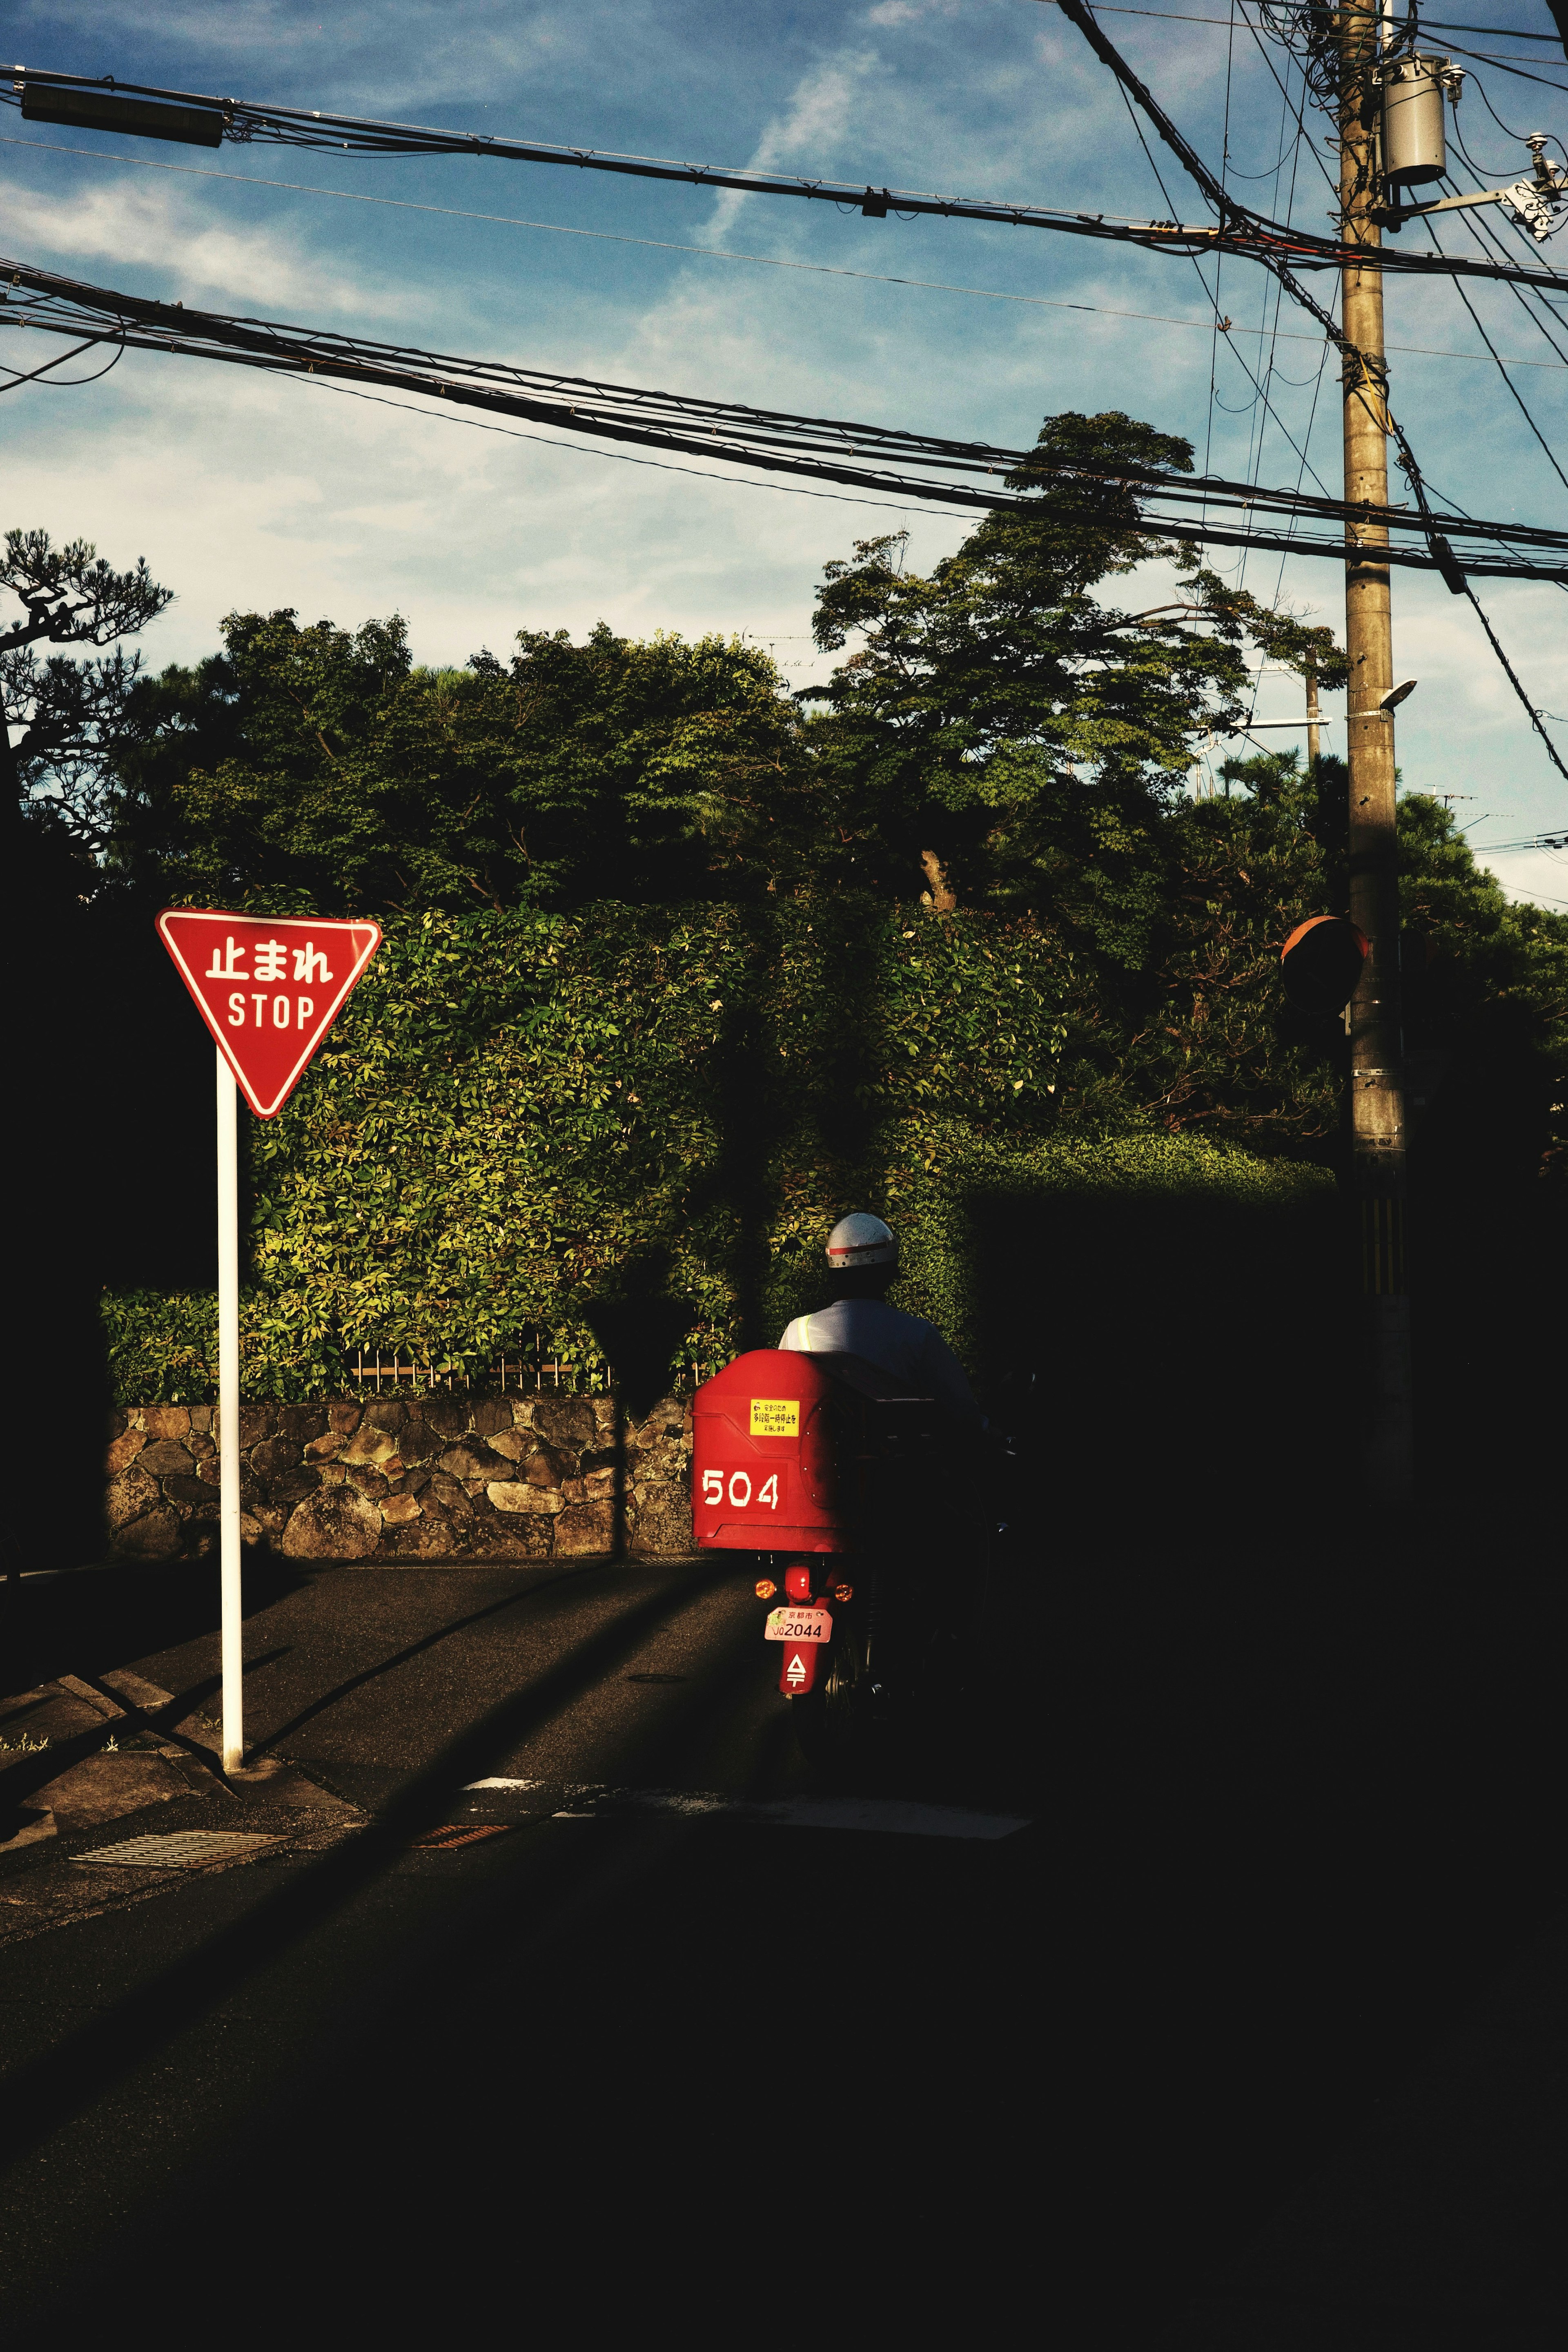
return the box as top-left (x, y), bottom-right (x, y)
top-left (777, 1298), bottom-right (983, 1426)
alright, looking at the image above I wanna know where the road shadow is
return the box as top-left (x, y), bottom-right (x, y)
top-left (960, 1161), bottom-right (1349, 1537)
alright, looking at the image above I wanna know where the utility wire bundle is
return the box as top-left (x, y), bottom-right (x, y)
top-left (5, 62), bottom-right (1562, 292)
top-left (4, 255), bottom-right (1565, 583)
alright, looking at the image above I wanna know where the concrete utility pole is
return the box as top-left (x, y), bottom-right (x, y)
top-left (1338, 1), bottom-right (1414, 1507)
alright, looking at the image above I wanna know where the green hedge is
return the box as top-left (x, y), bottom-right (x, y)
top-left (102, 900), bottom-right (1333, 1403)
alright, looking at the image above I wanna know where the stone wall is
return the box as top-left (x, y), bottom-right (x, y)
top-left (103, 1392), bottom-right (695, 1563)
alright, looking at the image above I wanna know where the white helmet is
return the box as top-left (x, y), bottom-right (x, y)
top-left (826, 1212), bottom-right (897, 1269)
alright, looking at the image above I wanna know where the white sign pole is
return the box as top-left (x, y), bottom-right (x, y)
top-left (216, 1046), bottom-right (243, 1774)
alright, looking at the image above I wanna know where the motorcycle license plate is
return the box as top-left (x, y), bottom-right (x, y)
top-left (764, 1607), bottom-right (833, 1645)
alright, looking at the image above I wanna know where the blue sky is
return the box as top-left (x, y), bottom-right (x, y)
top-left (4, 0), bottom-right (1564, 904)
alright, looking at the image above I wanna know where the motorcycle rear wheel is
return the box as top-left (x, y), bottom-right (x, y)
top-left (790, 1601), bottom-right (871, 1769)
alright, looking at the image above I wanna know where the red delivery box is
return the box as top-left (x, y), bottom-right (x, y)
top-left (692, 1349), bottom-right (849, 1554)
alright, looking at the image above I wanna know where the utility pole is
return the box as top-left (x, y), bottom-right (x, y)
top-left (1338, 1), bottom-right (1414, 1507)
top-left (1306, 661), bottom-right (1322, 767)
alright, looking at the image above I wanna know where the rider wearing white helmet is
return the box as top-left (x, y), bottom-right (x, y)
top-left (777, 1213), bottom-right (984, 1426)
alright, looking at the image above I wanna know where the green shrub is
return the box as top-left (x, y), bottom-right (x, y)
top-left (101, 900), bottom-right (1333, 1403)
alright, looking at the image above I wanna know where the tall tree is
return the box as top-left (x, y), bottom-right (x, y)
top-left (799, 411), bottom-right (1346, 963)
top-left (2, 527), bottom-right (173, 871)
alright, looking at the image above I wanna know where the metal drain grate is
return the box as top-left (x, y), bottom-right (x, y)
top-left (408, 1823), bottom-right (510, 1850)
top-left (73, 1830), bottom-right (283, 1869)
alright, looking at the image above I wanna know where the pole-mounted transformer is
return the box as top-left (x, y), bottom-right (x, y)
top-left (1380, 56), bottom-right (1453, 192)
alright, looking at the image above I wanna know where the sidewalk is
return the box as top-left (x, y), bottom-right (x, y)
top-left (1, 1661), bottom-right (366, 1949)
top-left (0, 1551), bottom-right (720, 1950)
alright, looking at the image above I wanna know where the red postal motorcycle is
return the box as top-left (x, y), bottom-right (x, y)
top-left (692, 1347), bottom-right (973, 1762)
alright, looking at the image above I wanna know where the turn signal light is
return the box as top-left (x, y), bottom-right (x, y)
top-left (755, 1578), bottom-right (777, 1599)
top-left (834, 1583), bottom-right (854, 1603)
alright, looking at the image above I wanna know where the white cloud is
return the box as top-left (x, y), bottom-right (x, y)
top-left (0, 169), bottom-right (387, 317)
top-left (702, 49), bottom-right (884, 243)
top-left (1481, 845), bottom-right (1568, 913)
top-left (864, 1), bottom-right (960, 27)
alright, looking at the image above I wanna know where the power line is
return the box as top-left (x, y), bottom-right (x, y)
top-left (1060, 0), bottom-right (1490, 592)
top-left (1470, 73), bottom-right (1568, 145)
top-left (1110, 70), bottom-right (1339, 502)
top-left (1448, 110), bottom-right (1555, 194)
top-left (1234, 4), bottom-right (1345, 217)
top-left (4, 253), bottom-right (1564, 580)
top-left (1395, 17), bottom-right (1564, 37)
top-left (281, 370), bottom-right (960, 520)
top-left (1056, 0), bottom-right (1568, 784)
top-left (1466, 832), bottom-right (1568, 852)
top-left (1248, 60), bottom-right (1334, 683)
top-left (1435, 42), bottom-right (1568, 89)
top-left (1457, 579), bottom-right (1568, 784)
top-left (1058, 6), bottom-right (1561, 38)
top-left (1433, 168), bottom-right (1568, 370)
top-left (9, 128), bottom-right (1552, 365)
top-left (1421, 215), bottom-right (1568, 491)
top-left (5, 66), bottom-right (1563, 293)
top-left (0, 331), bottom-right (116, 389)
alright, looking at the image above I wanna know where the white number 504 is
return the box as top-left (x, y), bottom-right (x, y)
top-left (702, 1469), bottom-right (779, 1510)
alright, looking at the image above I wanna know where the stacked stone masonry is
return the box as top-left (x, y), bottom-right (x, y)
top-left (104, 1394), bottom-right (695, 1562)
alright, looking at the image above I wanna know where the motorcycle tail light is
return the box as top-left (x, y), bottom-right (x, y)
top-left (755, 1578), bottom-right (777, 1599)
top-left (784, 1564), bottom-right (813, 1600)
top-left (834, 1583), bottom-right (854, 1603)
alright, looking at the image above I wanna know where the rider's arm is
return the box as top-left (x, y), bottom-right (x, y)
top-left (915, 1324), bottom-right (986, 1429)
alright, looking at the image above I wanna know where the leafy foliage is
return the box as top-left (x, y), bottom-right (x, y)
top-left (112, 612), bottom-right (809, 912)
top-left (3, 526), bottom-right (173, 861)
top-left (15, 408), bottom-right (1557, 1420)
top-left (797, 413), bottom-right (1348, 923)
top-left (101, 898), bottom-right (1337, 1402)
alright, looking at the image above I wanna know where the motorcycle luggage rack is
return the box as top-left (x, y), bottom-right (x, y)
top-left (808, 1353), bottom-right (941, 1459)
top-left (805, 1351), bottom-right (936, 1407)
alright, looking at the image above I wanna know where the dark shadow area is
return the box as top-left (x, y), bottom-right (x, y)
top-left (14, 856), bottom-right (114, 1575)
top-left (585, 1261), bottom-right (696, 1556)
top-left (1408, 1084), bottom-right (1562, 1547)
top-left (583, 1253), bottom-right (695, 1423)
top-left (2, 1554), bottom-right (307, 1699)
top-left (795, 894), bottom-right (886, 1175)
top-left (678, 898), bottom-right (893, 1361)
top-left (964, 1169), bottom-right (1350, 1534)
top-left (2, 1537), bottom-right (1562, 2343)
top-left (696, 911), bottom-right (783, 1353)
top-left (10, 884), bottom-right (228, 1580)
top-left (0, 1556), bottom-right (733, 2174)
top-left (89, 900), bottom-right (222, 1293)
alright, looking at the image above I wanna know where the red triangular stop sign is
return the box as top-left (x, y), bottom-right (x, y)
top-left (158, 909), bottom-right (382, 1117)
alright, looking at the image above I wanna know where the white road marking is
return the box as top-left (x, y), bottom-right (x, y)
top-left (463, 1777), bottom-right (546, 1790)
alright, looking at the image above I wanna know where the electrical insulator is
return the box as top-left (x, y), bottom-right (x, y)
top-left (1382, 58), bottom-right (1449, 190)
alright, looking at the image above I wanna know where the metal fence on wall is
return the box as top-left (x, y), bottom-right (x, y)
top-left (347, 1340), bottom-right (607, 1396)
top-left (345, 1333), bottom-right (726, 1397)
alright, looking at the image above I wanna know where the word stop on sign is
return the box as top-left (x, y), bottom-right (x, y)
top-left (157, 910), bottom-right (383, 1118)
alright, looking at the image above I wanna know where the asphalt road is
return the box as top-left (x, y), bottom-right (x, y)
top-left (1, 1543), bottom-right (1562, 2345)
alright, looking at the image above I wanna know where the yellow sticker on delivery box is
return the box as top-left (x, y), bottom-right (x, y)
top-left (750, 1398), bottom-right (800, 1437)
